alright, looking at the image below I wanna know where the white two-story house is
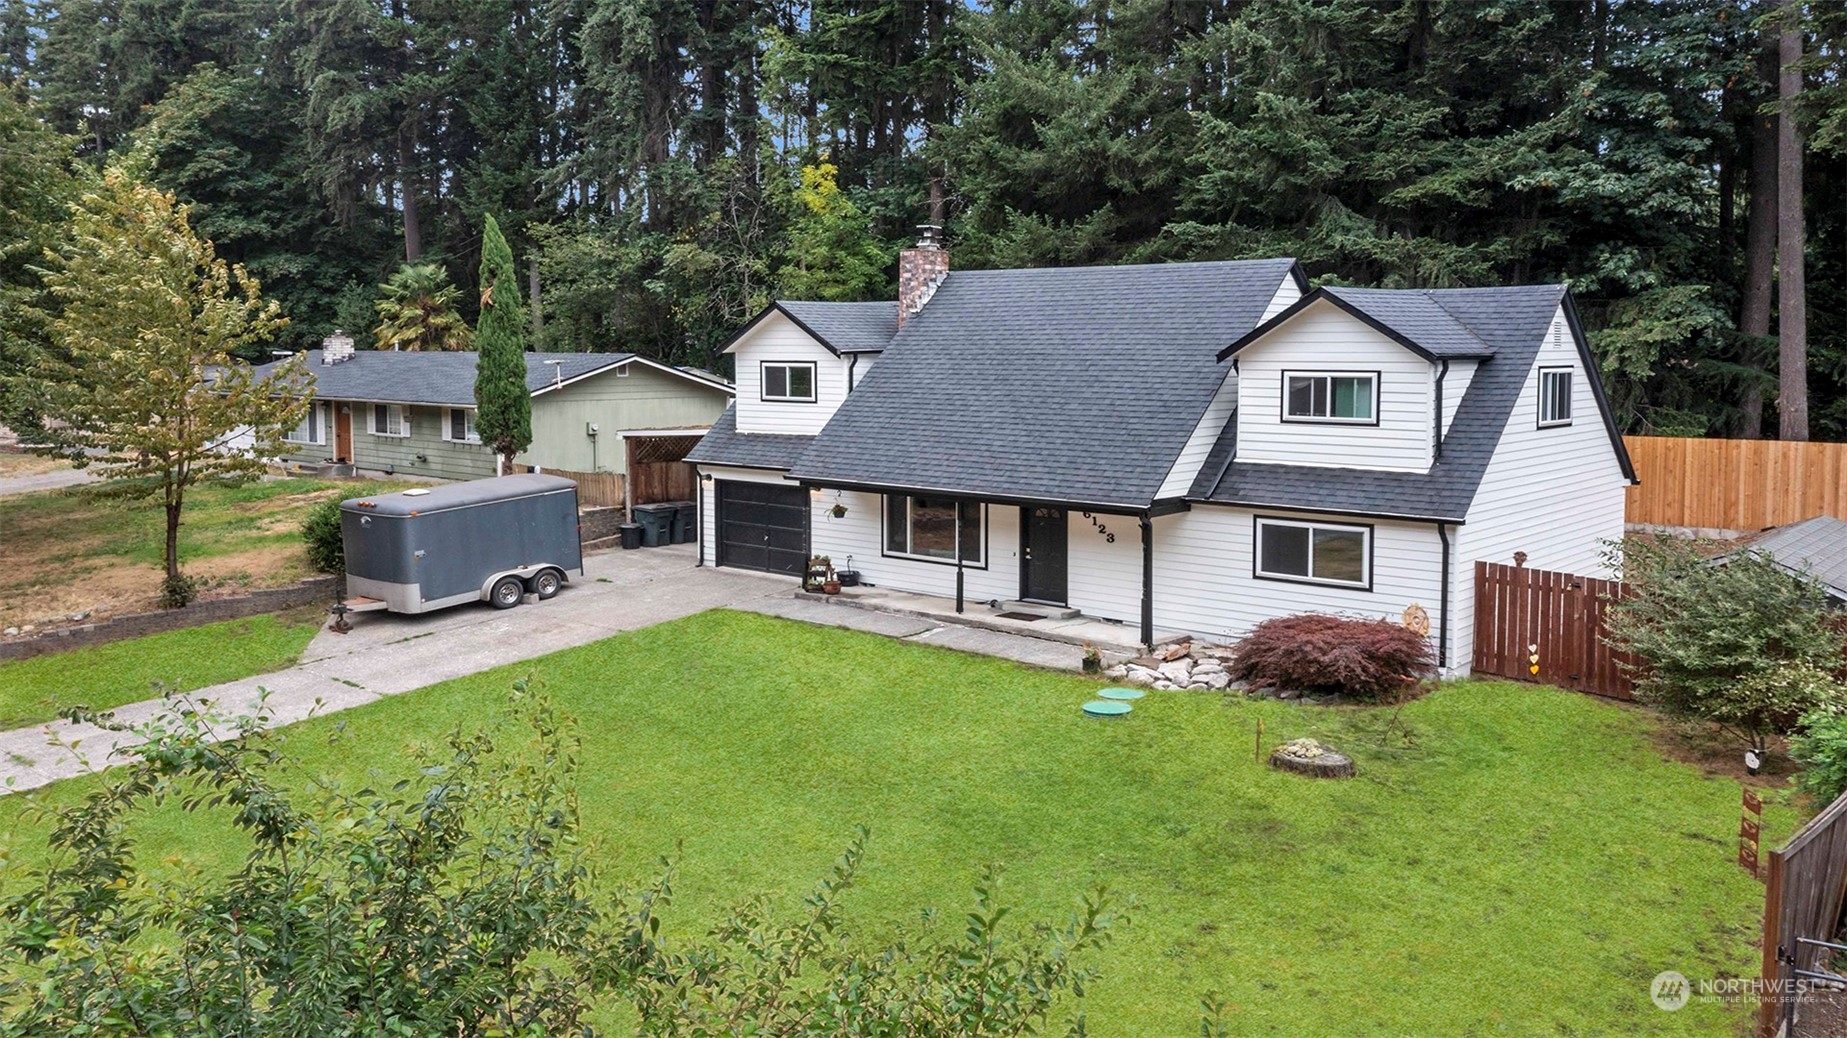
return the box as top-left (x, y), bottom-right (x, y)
top-left (687, 230), bottom-right (1635, 674)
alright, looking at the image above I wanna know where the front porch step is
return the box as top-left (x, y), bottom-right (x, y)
top-left (997, 600), bottom-right (1081, 621)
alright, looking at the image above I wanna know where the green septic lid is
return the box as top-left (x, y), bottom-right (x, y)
top-left (1082, 700), bottom-right (1132, 718)
top-left (1098, 687), bottom-right (1145, 701)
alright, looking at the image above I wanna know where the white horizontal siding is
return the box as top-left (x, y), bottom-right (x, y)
top-left (1448, 306), bottom-right (1629, 671)
top-left (811, 490), bottom-right (1020, 602)
top-left (697, 464), bottom-right (802, 567)
top-left (1155, 271), bottom-right (1305, 500)
top-left (1235, 300), bottom-right (1434, 472)
top-left (1152, 506), bottom-right (1446, 657)
top-left (1066, 509), bottom-right (1143, 622)
top-left (1439, 359), bottom-right (1476, 441)
top-left (728, 313), bottom-right (852, 435)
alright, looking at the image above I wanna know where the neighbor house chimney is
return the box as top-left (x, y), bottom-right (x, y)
top-left (322, 330), bottom-right (356, 365)
top-left (897, 225), bottom-right (949, 328)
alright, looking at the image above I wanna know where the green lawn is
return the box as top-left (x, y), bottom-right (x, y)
top-left (0, 611), bottom-right (322, 728)
top-left (0, 610), bottom-right (1785, 1035)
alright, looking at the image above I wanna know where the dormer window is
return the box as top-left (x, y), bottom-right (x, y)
top-left (1538, 367), bottom-right (1573, 427)
top-left (1283, 371), bottom-right (1377, 424)
top-left (761, 361), bottom-right (817, 403)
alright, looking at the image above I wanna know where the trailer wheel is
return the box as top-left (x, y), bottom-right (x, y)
top-left (489, 576), bottom-right (525, 609)
top-left (530, 568), bottom-right (563, 600)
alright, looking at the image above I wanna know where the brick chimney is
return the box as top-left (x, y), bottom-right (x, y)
top-left (321, 330), bottom-right (356, 365)
top-left (897, 225), bottom-right (948, 328)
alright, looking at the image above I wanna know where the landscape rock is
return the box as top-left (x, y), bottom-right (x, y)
top-left (1130, 656), bottom-right (1165, 670)
top-left (1153, 680), bottom-right (1176, 691)
top-left (2, 628), bottom-right (15, 637)
top-left (1104, 664), bottom-right (1128, 679)
top-left (1202, 671), bottom-right (1232, 689)
top-left (1160, 642), bottom-right (1192, 661)
top-left (1186, 681), bottom-right (1209, 690)
top-left (67, 611), bottom-right (90, 622)
top-left (1278, 688), bottom-right (1301, 700)
top-left (1157, 660), bottom-right (1193, 683)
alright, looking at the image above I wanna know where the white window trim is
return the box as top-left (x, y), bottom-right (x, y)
top-left (442, 407), bottom-right (481, 444)
top-left (284, 401), bottom-right (326, 445)
top-left (760, 361), bottom-right (818, 403)
top-left (368, 402), bottom-right (410, 438)
top-left (1538, 367), bottom-right (1574, 428)
top-left (1281, 370), bottom-right (1380, 425)
top-left (882, 495), bottom-right (987, 568)
top-left (1253, 516), bottom-right (1373, 590)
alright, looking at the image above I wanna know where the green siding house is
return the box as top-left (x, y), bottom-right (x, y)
top-left (265, 346), bottom-right (733, 482)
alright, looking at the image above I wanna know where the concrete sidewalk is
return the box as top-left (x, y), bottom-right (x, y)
top-left (0, 545), bottom-right (792, 794)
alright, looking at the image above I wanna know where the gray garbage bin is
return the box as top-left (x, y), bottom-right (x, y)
top-left (669, 501), bottom-right (695, 544)
top-left (632, 504), bottom-right (674, 547)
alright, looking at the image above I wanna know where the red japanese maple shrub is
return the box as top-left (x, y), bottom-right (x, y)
top-left (1228, 613), bottom-right (1436, 701)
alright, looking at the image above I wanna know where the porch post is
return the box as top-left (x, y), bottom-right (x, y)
top-left (955, 505), bottom-right (966, 613)
top-left (1139, 513), bottom-right (1154, 652)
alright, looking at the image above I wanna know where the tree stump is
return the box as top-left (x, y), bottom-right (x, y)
top-left (1268, 738), bottom-right (1355, 779)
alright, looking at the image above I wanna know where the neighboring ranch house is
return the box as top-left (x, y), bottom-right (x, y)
top-left (687, 232), bottom-right (1636, 675)
top-left (264, 345), bottom-right (733, 482)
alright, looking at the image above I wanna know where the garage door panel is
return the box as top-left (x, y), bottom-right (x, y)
top-left (716, 480), bottom-right (807, 576)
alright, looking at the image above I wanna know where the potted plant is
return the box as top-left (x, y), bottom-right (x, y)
top-left (822, 565), bottom-right (842, 595)
top-left (1082, 642), bottom-right (1102, 675)
top-left (804, 555), bottom-right (832, 594)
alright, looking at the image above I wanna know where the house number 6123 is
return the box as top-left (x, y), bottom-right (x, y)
top-left (1080, 512), bottom-right (1115, 543)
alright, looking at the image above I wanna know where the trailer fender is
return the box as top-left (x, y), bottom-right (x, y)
top-left (477, 564), bottom-right (568, 602)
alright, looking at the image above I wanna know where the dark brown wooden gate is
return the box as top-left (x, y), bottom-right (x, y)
top-left (1759, 791), bottom-right (1847, 1037)
top-left (1472, 561), bottom-right (1636, 699)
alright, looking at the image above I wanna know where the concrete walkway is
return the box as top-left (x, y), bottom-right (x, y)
top-left (0, 549), bottom-right (1114, 794)
top-left (0, 546), bottom-right (791, 794)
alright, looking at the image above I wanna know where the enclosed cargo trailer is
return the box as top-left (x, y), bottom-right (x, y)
top-left (339, 474), bottom-right (583, 615)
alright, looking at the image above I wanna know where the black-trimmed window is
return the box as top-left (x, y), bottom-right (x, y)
top-left (1283, 371), bottom-right (1377, 423)
top-left (1538, 367), bottom-right (1573, 427)
top-left (884, 495), bottom-right (984, 565)
top-left (761, 361), bottom-right (817, 402)
top-left (1254, 517), bottom-right (1371, 589)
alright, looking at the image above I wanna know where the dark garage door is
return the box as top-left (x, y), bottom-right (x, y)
top-left (717, 480), bottom-right (808, 575)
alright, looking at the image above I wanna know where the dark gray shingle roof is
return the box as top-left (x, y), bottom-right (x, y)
top-left (1195, 283), bottom-right (1575, 522)
top-left (1735, 515), bottom-right (1847, 601)
top-left (685, 404), bottom-right (816, 471)
top-left (777, 301), bottom-right (897, 353)
top-left (263, 349), bottom-right (633, 406)
top-left (788, 259), bottom-right (1303, 508)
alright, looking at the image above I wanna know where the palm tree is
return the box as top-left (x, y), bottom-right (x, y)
top-left (373, 264), bottom-right (471, 351)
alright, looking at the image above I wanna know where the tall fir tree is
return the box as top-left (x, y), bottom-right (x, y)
top-left (473, 214), bottom-right (530, 474)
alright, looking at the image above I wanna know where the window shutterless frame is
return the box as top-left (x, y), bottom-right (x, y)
top-left (1251, 514), bottom-right (1374, 591)
top-left (759, 360), bottom-right (818, 403)
top-left (1279, 370), bottom-right (1381, 425)
top-left (1537, 366), bottom-right (1574, 428)
top-left (368, 403), bottom-right (410, 437)
top-left (285, 401), bottom-right (326, 445)
top-left (443, 407), bottom-right (480, 443)
top-left (880, 494), bottom-right (989, 568)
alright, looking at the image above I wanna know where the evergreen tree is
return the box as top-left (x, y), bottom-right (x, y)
top-left (473, 214), bottom-right (530, 474)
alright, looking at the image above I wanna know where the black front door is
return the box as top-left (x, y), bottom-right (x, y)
top-left (1021, 506), bottom-right (1068, 604)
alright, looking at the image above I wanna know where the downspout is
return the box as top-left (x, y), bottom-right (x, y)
top-left (1436, 521), bottom-right (1451, 671)
top-left (847, 353), bottom-right (859, 393)
top-left (1433, 359), bottom-right (1450, 460)
top-left (695, 477), bottom-right (704, 566)
top-left (1140, 513), bottom-right (1154, 652)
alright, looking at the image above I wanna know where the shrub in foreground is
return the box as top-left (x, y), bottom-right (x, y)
top-left (0, 687), bottom-right (1120, 1038)
top-left (1605, 535), bottom-right (1846, 754)
top-left (1228, 613), bottom-right (1435, 700)
top-left (301, 496), bottom-right (344, 573)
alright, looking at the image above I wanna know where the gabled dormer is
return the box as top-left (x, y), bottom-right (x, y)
top-left (719, 300), bottom-right (893, 434)
top-left (1216, 287), bottom-right (1497, 473)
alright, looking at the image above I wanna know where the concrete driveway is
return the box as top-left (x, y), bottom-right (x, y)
top-left (0, 545), bottom-right (793, 793)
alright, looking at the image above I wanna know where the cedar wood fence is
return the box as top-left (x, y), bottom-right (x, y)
top-left (1471, 561), bottom-right (1637, 699)
top-left (1759, 791), bottom-right (1847, 1038)
top-left (1625, 436), bottom-right (1847, 531)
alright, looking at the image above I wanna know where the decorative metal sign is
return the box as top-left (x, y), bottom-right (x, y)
top-left (1740, 787), bottom-right (1764, 881)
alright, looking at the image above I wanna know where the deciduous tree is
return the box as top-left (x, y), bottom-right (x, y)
top-left (28, 169), bottom-right (310, 606)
